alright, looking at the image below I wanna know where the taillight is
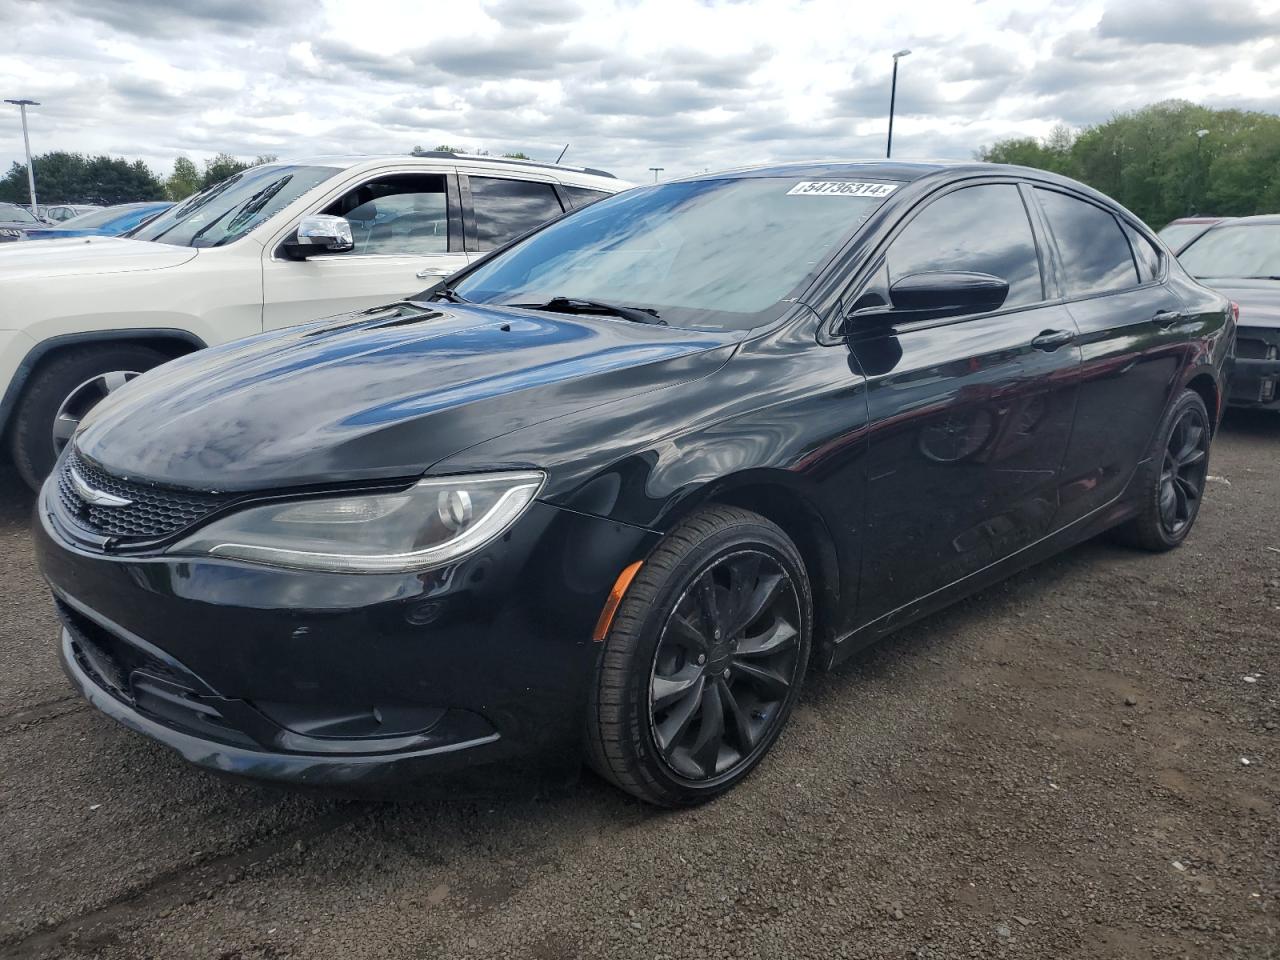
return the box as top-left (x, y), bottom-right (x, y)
top-left (1230, 301), bottom-right (1240, 323)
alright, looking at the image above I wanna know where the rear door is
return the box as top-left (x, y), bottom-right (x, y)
top-left (261, 170), bottom-right (467, 330)
top-left (458, 173), bottom-right (566, 255)
top-left (849, 180), bottom-right (1082, 625)
top-left (1031, 187), bottom-right (1187, 527)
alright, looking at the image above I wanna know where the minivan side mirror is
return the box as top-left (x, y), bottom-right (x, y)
top-left (283, 215), bottom-right (354, 259)
top-left (887, 271), bottom-right (1009, 319)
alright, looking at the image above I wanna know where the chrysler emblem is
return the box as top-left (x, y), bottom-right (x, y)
top-left (69, 467), bottom-right (132, 508)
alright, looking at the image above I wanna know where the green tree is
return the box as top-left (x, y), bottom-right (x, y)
top-left (0, 151), bottom-right (163, 205)
top-left (200, 153), bottom-right (251, 189)
top-left (165, 156), bottom-right (201, 201)
top-left (978, 101), bottom-right (1280, 226)
top-left (502, 151), bottom-right (532, 160)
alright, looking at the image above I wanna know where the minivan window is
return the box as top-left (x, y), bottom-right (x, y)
top-left (561, 185), bottom-right (611, 209)
top-left (454, 177), bottom-right (897, 330)
top-left (887, 184), bottom-right (1043, 308)
top-left (129, 164), bottom-right (340, 248)
top-left (469, 177), bottom-right (563, 251)
top-left (1036, 188), bottom-right (1138, 297)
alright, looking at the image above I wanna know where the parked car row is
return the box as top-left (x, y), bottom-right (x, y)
top-left (0, 201), bottom-right (172, 242)
top-left (23, 156), bottom-right (1238, 806)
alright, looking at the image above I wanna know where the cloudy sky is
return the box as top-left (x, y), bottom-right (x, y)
top-left (1, 0), bottom-right (1278, 184)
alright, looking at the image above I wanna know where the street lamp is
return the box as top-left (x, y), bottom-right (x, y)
top-left (648, 166), bottom-right (664, 182)
top-left (1189, 129), bottom-right (1210, 215)
top-left (886, 50), bottom-right (911, 159)
top-left (4, 98), bottom-right (39, 213)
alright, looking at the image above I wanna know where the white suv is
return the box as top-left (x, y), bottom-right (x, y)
top-left (0, 153), bottom-right (627, 488)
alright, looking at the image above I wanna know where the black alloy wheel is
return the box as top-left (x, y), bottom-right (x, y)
top-left (1158, 405), bottom-right (1209, 538)
top-left (649, 549), bottom-right (802, 781)
top-left (1110, 388), bottom-right (1212, 552)
top-left (586, 505), bottom-right (812, 807)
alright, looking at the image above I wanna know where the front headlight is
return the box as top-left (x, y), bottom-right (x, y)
top-left (168, 471), bottom-right (544, 573)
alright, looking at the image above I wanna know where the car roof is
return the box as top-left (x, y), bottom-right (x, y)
top-left (678, 159), bottom-right (1113, 192)
top-left (268, 154), bottom-right (624, 189)
top-left (1200, 214), bottom-right (1280, 226)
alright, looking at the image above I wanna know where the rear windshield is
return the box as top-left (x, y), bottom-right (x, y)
top-left (1157, 222), bottom-right (1208, 250)
top-left (1179, 224), bottom-right (1280, 280)
top-left (129, 164), bottom-right (339, 248)
top-left (454, 177), bottom-right (898, 331)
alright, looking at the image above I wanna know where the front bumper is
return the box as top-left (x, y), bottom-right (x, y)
top-left (1229, 328), bottom-right (1280, 409)
top-left (36, 494), bottom-right (656, 786)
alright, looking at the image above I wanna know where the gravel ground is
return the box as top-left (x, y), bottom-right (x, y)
top-left (1, 412), bottom-right (1276, 960)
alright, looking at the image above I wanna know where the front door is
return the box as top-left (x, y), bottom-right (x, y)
top-left (847, 181), bottom-right (1082, 626)
top-left (261, 172), bottom-right (469, 330)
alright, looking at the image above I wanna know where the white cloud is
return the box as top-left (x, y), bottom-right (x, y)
top-left (0, 0), bottom-right (1277, 184)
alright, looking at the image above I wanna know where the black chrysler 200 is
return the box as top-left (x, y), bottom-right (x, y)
top-left (36, 161), bottom-right (1232, 806)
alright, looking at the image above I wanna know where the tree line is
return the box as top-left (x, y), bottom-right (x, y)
top-left (977, 100), bottom-right (1280, 228)
top-left (0, 152), bottom-right (279, 206)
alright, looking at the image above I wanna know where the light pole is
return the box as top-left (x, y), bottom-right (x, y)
top-left (1192, 129), bottom-right (1209, 214)
top-left (648, 166), bottom-right (664, 182)
top-left (4, 98), bottom-right (39, 213)
top-left (886, 50), bottom-right (911, 159)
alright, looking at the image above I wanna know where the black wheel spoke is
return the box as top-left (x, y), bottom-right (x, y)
top-left (695, 573), bottom-right (722, 639)
top-left (654, 675), bottom-right (704, 753)
top-left (1174, 474), bottom-right (1200, 506)
top-left (735, 618), bottom-right (798, 658)
top-left (1159, 479), bottom-right (1178, 525)
top-left (652, 667), bottom-right (703, 711)
top-left (667, 613), bottom-right (709, 651)
top-left (719, 678), bottom-right (756, 754)
top-left (688, 681), bottom-right (725, 775)
top-left (728, 571), bottom-right (786, 639)
top-left (1176, 423), bottom-right (1204, 463)
top-left (1178, 446), bottom-right (1206, 468)
top-left (731, 658), bottom-right (791, 700)
top-left (724, 553), bottom-right (763, 636)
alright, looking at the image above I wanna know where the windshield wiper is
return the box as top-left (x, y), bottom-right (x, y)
top-left (429, 286), bottom-right (469, 304)
top-left (512, 296), bottom-right (665, 325)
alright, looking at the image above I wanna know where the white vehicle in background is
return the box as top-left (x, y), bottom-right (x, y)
top-left (0, 152), bottom-right (627, 488)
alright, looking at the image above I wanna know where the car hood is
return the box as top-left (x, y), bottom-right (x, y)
top-left (1200, 278), bottom-right (1280, 329)
top-left (75, 302), bottom-right (740, 491)
top-left (0, 235), bottom-right (197, 280)
top-left (19, 228), bottom-right (110, 240)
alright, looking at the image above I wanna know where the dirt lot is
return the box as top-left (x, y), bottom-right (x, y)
top-left (1, 412), bottom-right (1276, 960)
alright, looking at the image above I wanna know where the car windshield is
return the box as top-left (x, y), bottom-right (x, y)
top-left (128, 164), bottom-right (340, 248)
top-left (1157, 222), bottom-right (1209, 249)
top-left (452, 176), bottom-right (898, 330)
top-left (1179, 223), bottom-right (1280, 279)
top-left (0, 202), bottom-right (38, 224)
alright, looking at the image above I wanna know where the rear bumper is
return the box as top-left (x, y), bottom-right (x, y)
top-left (1229, 357), bottom-right (1280, 409)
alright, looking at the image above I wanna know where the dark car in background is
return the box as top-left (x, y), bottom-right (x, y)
top-left (1177, 214), bottom-right (1280, 410)
top-left (17, 202), bottom-right (174, 241)
top-left (36, 161), bottom-right (1232, 806)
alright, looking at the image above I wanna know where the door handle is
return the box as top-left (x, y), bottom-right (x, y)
top-left (1031, 329), bottom-right (1075, 351)
top-left (416, 267), bottom-right (451, 279)
top-left (1152, 309), bottom-right (1186, 327)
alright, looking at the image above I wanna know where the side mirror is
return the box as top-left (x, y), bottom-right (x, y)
top-left (888, 271), bottom-right (1009, 319)
top-left (283, 215), bottom-right (354, 259)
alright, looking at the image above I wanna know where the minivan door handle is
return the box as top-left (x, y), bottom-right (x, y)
top-left (1031, 329), bottom-right (1076, 351)
top-left (1152, 309), bottom-right (1186, 327)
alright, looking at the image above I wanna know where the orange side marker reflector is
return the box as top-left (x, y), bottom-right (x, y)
top-left (592, 561), bottom-right (643, 642)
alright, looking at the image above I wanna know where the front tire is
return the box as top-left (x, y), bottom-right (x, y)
top-left (1110, 388), bottom-right (1211, 551)
top-left (9, 344), bottom-right (169, 491)
top-left (585, 505), bottom-right (812, 807)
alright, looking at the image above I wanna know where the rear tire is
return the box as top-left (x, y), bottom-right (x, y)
top-left (9, 344), bottom-right (169, 491)
top-left (1110, 389), bottom-right (1211, 552)
top-left (585, 505), bottom-right (812, 807)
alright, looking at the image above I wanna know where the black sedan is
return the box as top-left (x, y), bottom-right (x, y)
top-left (36, 161), bottom-right (1232, 806)
top-left (1175, 214), bottom-right (1280, 410)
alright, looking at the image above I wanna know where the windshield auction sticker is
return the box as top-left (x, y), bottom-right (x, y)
top-left (786, 181), bottom-right (899, 198)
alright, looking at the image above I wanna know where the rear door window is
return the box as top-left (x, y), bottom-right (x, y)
top-left (1125, 224), bottom-right (1163, 283)
top-left (468, 177), bottom-right (563, 251)
top-left (561, 185), bottom-right (611, 209)
top-left (1036, 188), bottom-right (1139, 297)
